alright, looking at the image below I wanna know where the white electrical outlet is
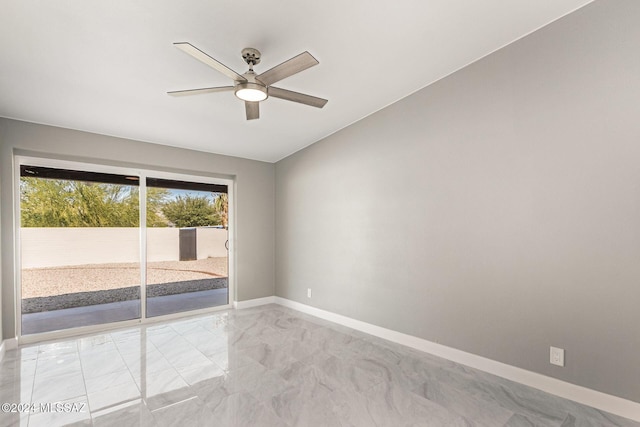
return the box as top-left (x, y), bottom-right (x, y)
top-left (550, 346), bottom-right (565, 367)
top-left (307, 288), bottom-right (312, 298)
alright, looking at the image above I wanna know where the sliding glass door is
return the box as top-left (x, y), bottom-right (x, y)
top-left (17, 159), bottom-right (232, 337)
top-left (145, 177), bottom-right (229, 317)
top-left (20, 166), bottom-right (142, 335)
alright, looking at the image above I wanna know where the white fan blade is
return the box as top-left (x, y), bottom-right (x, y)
top-left (174, 42), bottom-right (246, 82)
top-left (245, 101), bottom-right (259, 120)
top-left (268, 87), bottom-right (328, 108)
top-left (256, 52), bottom-right (318, 86)
top-left (167, 86), bottom-right (234, 96)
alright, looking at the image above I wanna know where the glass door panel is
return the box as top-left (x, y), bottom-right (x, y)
top-left (20, 165), bottom-right (141, 334)
top-left (145, 177), bottom-right (228, 317)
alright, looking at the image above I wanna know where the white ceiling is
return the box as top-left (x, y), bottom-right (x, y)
top-left (0, 0), bottom-right (593, 163)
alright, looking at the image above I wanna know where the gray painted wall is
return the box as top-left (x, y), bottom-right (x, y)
top-left (275, 0), bottom-right (640, 402)
top-left (0, 148), bottom-right (2, 342)
top-left (0, 118), bottom-right (275, 340)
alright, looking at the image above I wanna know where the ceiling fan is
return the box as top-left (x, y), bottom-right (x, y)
top-left (168, 42), bottom-right (328, 120)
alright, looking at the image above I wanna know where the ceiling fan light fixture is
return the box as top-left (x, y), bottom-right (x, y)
top-left (235, 82), bottom-right (267, 102)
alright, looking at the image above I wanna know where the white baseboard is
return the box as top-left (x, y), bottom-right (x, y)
top-left (233, 296), bottom-right (276, 310)
top-left (273, 297), bottom-right (640, 422)
top-left (0, 338), bottom-right (18, 362)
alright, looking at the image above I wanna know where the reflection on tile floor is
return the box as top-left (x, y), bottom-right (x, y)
top-left (1, 304), bottom-right (638, 426)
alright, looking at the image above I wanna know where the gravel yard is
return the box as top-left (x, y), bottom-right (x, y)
top-left (21, 257), bottom-right (228, 298)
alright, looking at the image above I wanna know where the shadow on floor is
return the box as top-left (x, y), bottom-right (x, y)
top-left (21, 288), bottom-right (228, 335)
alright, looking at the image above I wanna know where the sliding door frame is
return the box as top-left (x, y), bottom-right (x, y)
top-left (14, 155), bottom-right (235, 345)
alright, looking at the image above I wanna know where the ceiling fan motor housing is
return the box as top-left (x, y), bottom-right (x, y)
top-left (235, 49), bottom-right (268, 101)
top-left (235, 70), bottom-right (268, 101)
top-left (235, 82), bottom-right (267, 101)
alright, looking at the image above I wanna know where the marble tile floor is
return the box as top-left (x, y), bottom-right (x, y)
top-left (0, 304), bottom-right (638, 426)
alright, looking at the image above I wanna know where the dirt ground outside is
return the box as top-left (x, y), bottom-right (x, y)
top-left (21, 257), bottom-right (228, 298)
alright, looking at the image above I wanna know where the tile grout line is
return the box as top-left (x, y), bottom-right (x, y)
top-left (75, 340), bottom-right (91, 424)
